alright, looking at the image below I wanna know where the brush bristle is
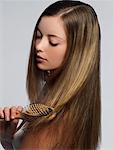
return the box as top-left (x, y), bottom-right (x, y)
top-left (22, 104), bottom-right (54, 117)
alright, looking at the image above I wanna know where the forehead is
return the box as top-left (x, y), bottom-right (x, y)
top-left (38, 16), bottom-right (66, 39)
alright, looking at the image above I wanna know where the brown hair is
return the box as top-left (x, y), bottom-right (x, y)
top-left (26, 1), bottom-right (101, 149)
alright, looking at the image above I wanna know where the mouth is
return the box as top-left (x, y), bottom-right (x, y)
top-left (36, 55), bottom-right (47, 62)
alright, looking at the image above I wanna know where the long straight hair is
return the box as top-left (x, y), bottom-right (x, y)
top-left (26, 1), bottom-right (101, 149)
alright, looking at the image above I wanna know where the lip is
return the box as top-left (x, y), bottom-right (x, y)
top-left (36, 55), bottom-right (47, 62)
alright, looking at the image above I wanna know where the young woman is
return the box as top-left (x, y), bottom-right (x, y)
top-left (0, 0), bottom-right (101, 149)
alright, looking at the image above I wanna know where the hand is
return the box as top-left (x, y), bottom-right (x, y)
top-left (0, 106), bottom-right (23, 149)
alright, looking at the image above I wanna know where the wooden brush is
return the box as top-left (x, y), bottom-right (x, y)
top-left (0, 103), bottom-right (55, 122)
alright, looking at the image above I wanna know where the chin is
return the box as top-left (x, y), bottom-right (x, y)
top-left (37, 64), bottom-right (50, 71)
top-left (36, 62), bottom-right (59, 70)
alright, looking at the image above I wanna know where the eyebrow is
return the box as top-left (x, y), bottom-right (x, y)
top-left (37, 28), bottom-right (65, 40)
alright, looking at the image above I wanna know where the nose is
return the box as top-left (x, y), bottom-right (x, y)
top-left (35, 37), bottom-right (47, 53)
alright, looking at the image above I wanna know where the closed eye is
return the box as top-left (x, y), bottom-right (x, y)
top-left (49, 41), bottom-right (59, 47)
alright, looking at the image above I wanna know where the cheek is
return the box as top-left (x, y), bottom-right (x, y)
top-left (49, 46), bottom-right (66, 65)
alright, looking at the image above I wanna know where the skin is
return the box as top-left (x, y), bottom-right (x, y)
top-left (0, 16), bottom-right (67, 149)
top-left (0, 106), bottom-right (23, 149)
top-left (35, 16), bottom-right (67, 70)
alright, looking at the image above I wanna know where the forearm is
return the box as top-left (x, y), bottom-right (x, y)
top-left (1, 138), bottom-right (14, 150)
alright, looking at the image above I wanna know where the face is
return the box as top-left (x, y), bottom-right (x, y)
top-left (35, 16), bottom-right (67, 70)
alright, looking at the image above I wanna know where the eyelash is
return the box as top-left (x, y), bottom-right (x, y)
top-left (49, 42), bottom-right (58, 47)
top-left (36, 35), bottom-right (58, 47)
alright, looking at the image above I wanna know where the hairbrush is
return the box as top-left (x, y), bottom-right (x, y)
top-left (0, 103), bottom-right (55, 122)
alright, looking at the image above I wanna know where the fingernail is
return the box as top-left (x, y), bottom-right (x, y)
top-left (11, 116), bottom-right (14, 119)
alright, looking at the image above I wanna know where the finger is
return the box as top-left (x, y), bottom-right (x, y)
top-left (11, 106), bottom-right (23, 124)
top-left (10, 106), bottom-right (17, 119)
top-left (4, 107), bottom-right (10, 121)
top-left (17, 106), bottom-right (23, 112)
top-left (0, 108), bottom-right (4, 118)
top-left (15, 106), bottom-right (23, 118)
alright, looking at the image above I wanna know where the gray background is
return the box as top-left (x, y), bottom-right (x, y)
top-left (0, 0), bottom-right (113, 149)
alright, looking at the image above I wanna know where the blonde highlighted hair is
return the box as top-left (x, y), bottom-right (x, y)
top-left (26, 1), bottom-right (101, 149)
